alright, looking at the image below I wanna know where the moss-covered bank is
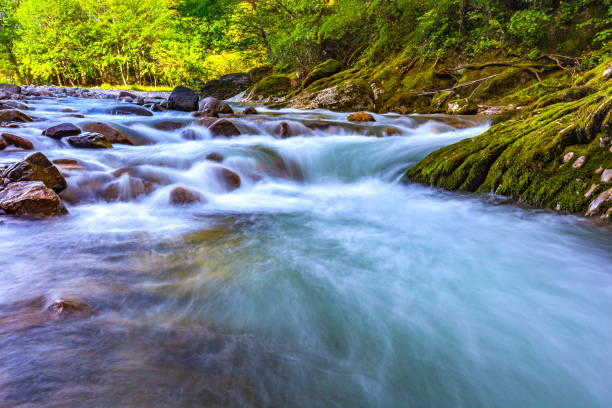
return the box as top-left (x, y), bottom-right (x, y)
top-left (406, 60), bottom-right (612, 218)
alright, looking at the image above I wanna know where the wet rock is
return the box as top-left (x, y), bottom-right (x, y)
top-left (198, 118), bottom-right (241, 138)
top-left (110, 105), bottom-right (153, 116)
top-left (347, 112), bottom-right (375, 122)
top-left (214, 167), bottom-right (241, 191)
top-left (0, 100), bottom-right (28, 110)
top-left (81, 121), bottom-right (134, 145)
top-left (0, 83), bottom-right (21, 95)
top-left (572, 155), bottom-right (586, 169)
top-left (0, 109), bottom-right (33, 123)
top-left (181, 129), bottom-right (198, 140)
top-left (52, 158), bottom-right (83, 171)
top-left (200, 73), bottom-right (251, 100)
top-left (151, 102), bottom-right (166, 112)
top-left (0, 137), bottom-right (6, 150)
top-left (169, 186), bottom-right (205, 205)
top-left (206, 152), bottom-right (224, 162)
top-left (2, 152), bottom-right (67, 193)
top-left (42, 123), bottom-right (81, 139)
top-left (1, 133), bottom-right (34, 150)
top-left (47, 298), bottom-right (90, 317)
top-left (101, 176), bottom-right (154, 202)
top-left (193, 110), bottom-right (219, 118)
top-left (66, 133), bottom-right (112, 149)
top-left (563, 152), bottom-right (575, 163)
top-left (601, 169), bottom-right (612, 183)
top-left (243, 106), bottom-right (258, 115)
top-left (168, 86), bottom-right (199, 112)
top-left (199, 97), bottom-right (234, 115)
top-left (154, 121), bottom-right (185, 131)
top-left (251, 146), bottom-right (303, 181)
top-left (0, 181), bottom-right (68, 217)
top-left (586, 187), bottom-right (612, 216)
top-left (274, 121), bottom-right (297, 139)
top-left (302, 59), bottom-right (342, 89)
top-left (384, 127), bottom-right (401, 136)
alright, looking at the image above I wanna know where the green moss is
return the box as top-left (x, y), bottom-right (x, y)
top-left (251, 75), bottom-right (292, 97)
top-left (302, 59), bottom-right (343, 89)
top-left (406, 58), bottom-right (612, 217)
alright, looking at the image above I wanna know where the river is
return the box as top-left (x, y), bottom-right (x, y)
top-left (0, 97), bottom-right (611, 407)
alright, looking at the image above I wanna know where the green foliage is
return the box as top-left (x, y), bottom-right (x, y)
top-left (508, 8), bottom-right (551, 48)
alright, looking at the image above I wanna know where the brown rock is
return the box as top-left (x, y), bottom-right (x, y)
top-left (0, 83), bottom-right (21, 95)
top-left (81, 121), bottom-right (134, 145)
top-left (153, 121), bottom-right (185, 131)
top-left (214, 167), bottom-right (241, 191)
top-left (101, 177), bottom-right (154, 202)
top-left (0, 181), bottom-right (68, 217)
top-left (274, 122), bottom-right (291, 138)
top-left (208, 119), bottom-right (241, 138)
top-left (42, 123), bottom-right (81, 139)
top-left (66, 133), bottom-right (112, 149)
top-left (118, 91), bottom-right (137, 99)
top-left (0, 137), bottom-right (6, 150)
top-left (109, 105), bottom-right (153, 116)
top-left (169, 186), bottom-right (204, 205)
top-left (192, 109), bottom-right (219, 118)
top-left (47, 298), bottom-right (90, 317)
top-left (0, 109), bottom-right (33, 123)
top-left (52, 158), bottom-right (83, 171)
top-left (1, 133), bottom-right (34, 150)
top-left (199, 97), bottom-right (234, 114)
top-left (2, 152), bottom-right (67, 193)
top-left (243, 106), bottom-right (258, 115)
top-left (347, 112), bottom-right (375, 122)
top-left (206, 152), bottom-right (224, 163)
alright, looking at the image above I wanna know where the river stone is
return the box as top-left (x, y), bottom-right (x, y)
top-left (43, 123), bottom-right (81, 139)
top-left (2, 152), bottom-right (67, 193)
top-left (274, 122), bottom-right (293, 138)
top-left (168, 86), bottom-right (199, 111)
top-left (154, 121), bottom-right (186, 131)
top-left (347, 112), bottom-right (375, 122)
top-left (199, 97), bottom-right (234, 115)
top-left (0, 100), bottom-right (28, 110)
top-left (110, 105), bottom-right (153, 116)
top-left (243, 106), bottom-right (258, 115)
top-left (214, 167), bottom-right (241, 191)
top-left (0, 83), bottom-right (21, 95)
top-left (81, 121), bottom-right (134, 145)
top-left (199, 118), bottom-right (241, 138)
top-left (66, 133), bottom-right (112, 149)
top-left (0, 109), bottom-right (33, 123)
top-left (206, 152), bottom-right (224, 162)
top-left (1, 133), bottom-right (34, 150)
top-left (118, 91), bottom-right (137, 100)
top-left (169, 186), bottom-right (205, 205)
top-left (0, 181), bottom-right (67, 217)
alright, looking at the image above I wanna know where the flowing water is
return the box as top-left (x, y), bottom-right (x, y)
top-left (1, 97), bottom-right (611, 407)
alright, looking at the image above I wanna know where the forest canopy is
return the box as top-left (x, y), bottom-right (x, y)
top-left (0, 0), bottom-right (610, 87)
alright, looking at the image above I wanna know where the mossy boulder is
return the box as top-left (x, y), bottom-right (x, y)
top-left (289, 80), bottom-right (375, 112)
top-left (302, 59), bottom-right (343, 89)
top-left (250, 75), bottom-right (292, 98)
top-left (406, 59), bottom-right (612, 218)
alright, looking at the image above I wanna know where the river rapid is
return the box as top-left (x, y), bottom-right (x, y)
top-left (1, 97), bottom-right (611, 407)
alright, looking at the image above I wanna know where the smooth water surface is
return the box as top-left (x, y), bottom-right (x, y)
top-left (0, 97), bottom-right (611, 407)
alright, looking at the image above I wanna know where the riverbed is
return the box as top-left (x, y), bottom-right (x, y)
top-left (1, 97), bottom-right (611, 407)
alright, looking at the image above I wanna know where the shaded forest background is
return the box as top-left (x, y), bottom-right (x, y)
top-left (0, 0), bottom-right (610, 88)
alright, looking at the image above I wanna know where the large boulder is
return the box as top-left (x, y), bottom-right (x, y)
top-left (249, 75), bottom-right (291, 99)
top-left (81, 121), bottom-right (134, 145)
top-left (109, 105), bottom-right (153, 116)
top-left (289, 80), bottom-right (375, 112)
top-left (167, 86), bottom-right (199, 112)
top-left (66, 133), bottom-right (112, 149)
top-left (200, 73), bottom-right (251, 100)
top-left (199, 97), bottom-right (234, 114)
top-left (0, 181), bottom-right (67, 217)
top-left (2, 152), bottom-right (67, 193)
top-left (197, 118), bottom-right (241, 138)
top-left (0, 83), bottom-right (21, 95)
top-left (302, 59), bottom-right (342, 89)
top-left (0, 109), bottom-right (32, 123)
top-left (42, 123), bottom-right (81, 139)
top-left (213, 167), bottom-right (241, 191)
